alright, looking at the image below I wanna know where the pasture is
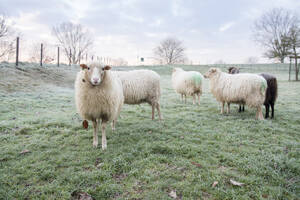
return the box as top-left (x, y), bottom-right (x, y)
top-left (0, 62), bottom-right (299, 199)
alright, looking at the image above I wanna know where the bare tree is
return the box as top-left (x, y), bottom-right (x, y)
top-left (0, 15), bottom-right (15, 61)
top-left (29, 42), bottom-right (55, 64)
top-left (253, 8), bottom-right (299, 63)
top-left (52, 22), bottom-right (93, 65)
top-left (286, 25), bottom-right (300, 80)
top-left (153, 37), bottom-right (186, 65)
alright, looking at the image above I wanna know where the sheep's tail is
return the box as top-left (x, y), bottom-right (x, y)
top-left (260, 79), bottom-right (267, 95)
top-left (192, 73), bottom-right (202, 87)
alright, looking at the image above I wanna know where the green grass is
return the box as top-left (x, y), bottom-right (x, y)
top-left (0, 63), bottom-right (299, 199)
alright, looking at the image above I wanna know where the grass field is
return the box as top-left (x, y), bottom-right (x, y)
top-left (0, 62), bottom-right (299, 199)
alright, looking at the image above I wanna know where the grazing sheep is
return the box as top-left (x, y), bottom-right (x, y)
top-left (204, 67), bottom-right (267, 120)
top-left (228, 67), bottom-right (244, 112)
top-left (114, 70), bottom-right (162, 120)
top-left (172, 67), bottom-right (204, 105)
top-left (259, 73), bottom-right (278, 119)
top-left (75, 63), bottom-right (124, 150)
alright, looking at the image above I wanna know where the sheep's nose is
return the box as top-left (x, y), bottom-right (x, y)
top-left (93, 78), bottom-right (99, 83)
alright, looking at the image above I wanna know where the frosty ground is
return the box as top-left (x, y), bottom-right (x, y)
top-left (0, 62), bottom-right (299, 199)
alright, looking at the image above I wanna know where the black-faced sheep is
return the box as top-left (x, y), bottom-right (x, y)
top-left (75, 63), bottom-right (124, 150)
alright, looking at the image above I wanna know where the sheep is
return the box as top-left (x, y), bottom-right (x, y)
top-left (204, 67), bottom-right (267, 120)
top-left (228, 68), bottom-right (278, 119)
top-left (114, 70), bottom-right (162, 120)
top-left (228, 66), bottom-right (240, 74)
top-left (75, 63), bottom-right (124, 150)
top-left (172, 67), bottom-right (204, 105)
top-left (228, 67), bottom-right (245, 112)
top-left (259, 73), bottom-right (278, 118)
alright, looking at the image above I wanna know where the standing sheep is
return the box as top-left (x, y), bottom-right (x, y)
top-left (228, 67), bottom-right (245, 112)
top-left (204, 67), bottom-right (267, 120)
top-left (114, 70), bottom-right (162, 120)
top-left (259, 73), bottom-right (278, 118)
top-left (75, 63), bottom-right (124, 150)
top-left (228, 68), bottom-right (278, 119)
top-left (172, 67), bottom-right (204, 105)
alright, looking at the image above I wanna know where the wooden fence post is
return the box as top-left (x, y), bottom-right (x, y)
top-left (57, 46), bottom-right (60, 67)
top-left (289, 57), bottom-right (291, 81)
top-left (16, 37), bottom-right (19, 66)
top-left (40, 43), bottom-right (43, 67)
top-left (69, 48), bottom-right (71, 66)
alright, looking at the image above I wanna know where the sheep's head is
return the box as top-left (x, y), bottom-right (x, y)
top-left (228, 67), bottom-right (239, 74)
top-left (172, 67), bottom-right (182, 74)
top-left (80, 64), bottom-right (111, 86)
top-left (204, 67), bottom-right (220, 78)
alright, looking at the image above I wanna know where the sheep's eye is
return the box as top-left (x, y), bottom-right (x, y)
top-left (87, 67), bottom-right (90, 70)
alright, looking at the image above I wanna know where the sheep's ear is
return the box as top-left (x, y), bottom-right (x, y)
top-left (211, 68), bottom-right (216, 73)
top-left (103, 65), bottom-right (111, 70)
top-left (80, 64), bottom-right (88, 70)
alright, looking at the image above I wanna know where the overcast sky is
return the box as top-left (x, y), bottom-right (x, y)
top-left (1, 0), bottom-right (300, 65)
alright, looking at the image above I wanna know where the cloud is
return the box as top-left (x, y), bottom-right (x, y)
top-left (1, 0), bottom-right (300, 64)
top-left (219, 22), bottom-right (235, 32)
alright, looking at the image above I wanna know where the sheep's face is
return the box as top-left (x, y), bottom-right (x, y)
top-left (228, 67), bottom-right (239, 74)
top-left (172, 67), bottom-right (182, 74)
top-left (80, 64), bottom-right (111, 86)
top-left (204, 68), bottom-right (218, 78)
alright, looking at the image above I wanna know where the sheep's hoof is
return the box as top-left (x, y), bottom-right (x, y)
top-left (102, 145), bottom-right (107, 150)
top-left (93, 142), bottom-right (98, 148)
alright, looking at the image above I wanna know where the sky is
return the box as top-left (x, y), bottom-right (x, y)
top-left (1, 0), bottom-right (300, 65)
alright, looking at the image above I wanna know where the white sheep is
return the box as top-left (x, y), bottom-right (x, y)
top-left (204, 67), bottom-right (267, 120)
top-left (114, 70), bottom-right (162, 120)
top-left (75, 63), bottom-right (124, 150)
top-left (172, 67), bottom-right (204, 105)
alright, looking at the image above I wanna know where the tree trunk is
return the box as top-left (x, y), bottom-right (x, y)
top-left (296, 59), bottom-right (299, 81)
top-left (280, 57), bottom-right (285, 63)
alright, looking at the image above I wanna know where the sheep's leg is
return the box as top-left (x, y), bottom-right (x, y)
top-left (270, 103), bottom-right (275, 119)
top-left (101, 121), bottom-right (107, 150)
top-left (181, 94), bottom-right (184, 102)
top-left (239, 105), bottom-right (242, 112)
top-left (265, 104), bottom-right (270, 119)
top-left (242, 104), bottom-right (245, 112)
top-left (111, 120), bottom-right (116, 131)
top-left (256, 106), bottom-right (264, 120)
top-left (227, 103), bottom-right (230, 114)
top-left (151, 104), bottom-right (155, 120)
top-left (192, 94), bottom-right (196, 105)
top-left (221, 102), bottom-right (224, 114)
top-left (92, 120), bottom-right (99, 148)
top-left (197, 93), bottom-right (201, 105)
top-left (155, 102), bottom-right (162, 120)
top-left (184, 95), bottom-right (187, 104)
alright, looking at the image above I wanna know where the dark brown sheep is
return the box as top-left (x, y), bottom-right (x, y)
top-left (259, 73), bottom-right (278, 118)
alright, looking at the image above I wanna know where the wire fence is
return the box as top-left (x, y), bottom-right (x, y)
top-left (0, 37), bottom-right (128, 67)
